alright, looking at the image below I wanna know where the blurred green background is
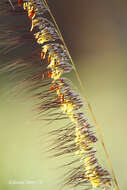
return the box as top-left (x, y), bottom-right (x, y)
top-left (0, 0), bottom-right (127, 190)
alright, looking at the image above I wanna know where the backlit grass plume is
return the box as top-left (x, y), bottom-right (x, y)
top-left (0, 0), bottom-right (119, 190)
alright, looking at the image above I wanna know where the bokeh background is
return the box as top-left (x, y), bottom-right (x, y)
top-left (0, 0), bottom-right (127, 190)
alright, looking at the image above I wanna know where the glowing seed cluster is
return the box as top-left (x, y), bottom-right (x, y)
top-left (17, 0), bottom-right (112, 189)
